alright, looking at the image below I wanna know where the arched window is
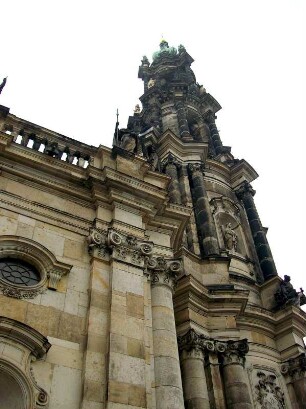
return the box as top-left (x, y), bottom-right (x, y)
top-left (0, 317), bottom-right (51, 408)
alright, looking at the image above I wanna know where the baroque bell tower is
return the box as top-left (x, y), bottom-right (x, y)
top-left (115, 40), bottom-right (306, 408)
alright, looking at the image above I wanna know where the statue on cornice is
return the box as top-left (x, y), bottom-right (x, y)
top-left (275, 275), bottom-right (306, 309)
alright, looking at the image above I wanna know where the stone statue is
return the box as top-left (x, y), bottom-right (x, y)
top-left (120, 131), bottom-right (136, 153)
top-left (178, 44), bottom-right (186, 54)
top-left (274, 275), bottom-right (306, 308)
top-left (223, 223), bottom-right (238, 251)
top-left (148, 78), bottom-right (156, 89)
top-left (148, 146), bottom-right (160, 171)
top-left (134, 104), bottom-right (141, 114)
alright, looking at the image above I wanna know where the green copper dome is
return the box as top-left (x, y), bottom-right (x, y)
top-left (152, 39), bottom-right (177, 62)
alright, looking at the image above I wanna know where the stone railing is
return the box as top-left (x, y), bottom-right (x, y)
top-left (2, 121), bottom-right (96, 168)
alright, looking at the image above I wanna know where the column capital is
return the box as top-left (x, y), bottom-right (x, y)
top-left (178, 329), bottom-right (215, 354)
top-left (161, 153), bottom-right (182, 170)
top-left (235, 181), bottom-right (256, 200)
top-left (87, 227), bottom-right (154, 266)
top-left (281, 353), bottom-right (306, 381)
top-left (216, 338), bottom-right (249, 367)
top-left (188, 162), bottom-right (204, 175)
top-left (146, 256), bottom-right (183, 290)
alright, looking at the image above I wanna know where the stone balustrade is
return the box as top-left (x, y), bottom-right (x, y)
top-left (2, 122), bottom-right (94, 168)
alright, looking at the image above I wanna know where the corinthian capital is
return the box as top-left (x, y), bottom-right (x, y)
top-left (235, 181), bottom-right (256, 200)
top-left (161, 153), bottom-right (181, 170)
top-left (146, 256), bottom-right (182, 290)
top-left (178, 329), bottom-right (215, 354)
top-left (87, 226), bottom-right (154, 266)
top-left (216, 339), bottom-right (249, 367)
top-left (281, 353), bottom-right (306, 381)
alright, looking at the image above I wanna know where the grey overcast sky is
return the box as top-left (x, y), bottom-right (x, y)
top-left (1, 1), bottom-right (305, 293)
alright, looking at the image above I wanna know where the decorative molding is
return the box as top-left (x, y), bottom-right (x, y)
top-left (161, 153), bottom-right (182, 170)
top-left (0, 317), bottom-right (51, 408)
top-left (0, 285), bottom-right (46, 300)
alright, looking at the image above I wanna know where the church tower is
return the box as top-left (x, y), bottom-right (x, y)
top-left (0, 41), bottom-right (305, 409)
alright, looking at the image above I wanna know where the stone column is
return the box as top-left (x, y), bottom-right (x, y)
top-left (178, 329), bottom-right (212, 409)
top-left (205, 112), bottom-right (223, 155)
top-left (178, 166), bottom-right (200, 254)
top-left (281, 354), bottom-right (306, 409)
top-left (175, 101), bottom-right (190, 139)
top-left (188, 163), bottom-right (219, 256)
top-left (217, 339), bottom-right (252, 409)
top-left (148, 257), bottom-right (185, 409)
top-left (163, 154), bottom-right (182, 205)
top-left (236, 181), bottom-right (277, 280)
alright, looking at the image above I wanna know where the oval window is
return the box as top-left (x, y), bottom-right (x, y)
top-left (0, 258), bottom-right (40, 287)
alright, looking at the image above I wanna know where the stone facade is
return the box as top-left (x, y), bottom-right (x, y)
top-left (0, 40), bottom-right (305, 408)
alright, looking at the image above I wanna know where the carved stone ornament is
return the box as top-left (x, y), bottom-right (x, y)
top-left (281, 353), bottom-right (306, 381)
top-left (145, 256), bottom-right (183, 290)
top-left (0, 285), bottom-right (46, 300)
top-left (255, 371), bottom-right (285, 408)
top-left (177, 329), bottom-right (215, 354)
top-left (178, 329), bottom-right (249, 366)
top-left (87, 227), bottom-right (154, 267)
top-left (210, 196), bottom-right (240, 218)
top-left (217, 338), bottom-right (249, 367)
top-left (188, 162), bottom-right (204, 175)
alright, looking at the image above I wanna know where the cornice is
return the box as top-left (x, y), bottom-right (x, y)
top-left (157, 130), bottom-right (208, 163)
top-left (0, 189), bottom-right (91, 235)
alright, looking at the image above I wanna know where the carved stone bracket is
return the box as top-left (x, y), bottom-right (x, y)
top-left (87, 227), bottom-right (154, 267)
top-left (281, 353), bottom-right (306, 381)
top-left (145, 256), bottom-right (183, 291)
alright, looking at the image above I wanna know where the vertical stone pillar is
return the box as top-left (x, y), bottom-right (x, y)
top-left (205, 351), bottom-right (227, 409)
top-left (205, 112), bottom-right (223, 155)
top-left (281, 354), bottom-right (306, 409)
top-left (163, 154), bottom-right (182, 205)
top-left (217, 339), bottom-right (252, 409)
top-left (178, 166), bottom-right (200, 254)
top-left (188, 163), bottom-right (219, 256)
top-left (148, 257), bottom-right (185, 409)
top-left (175, 101), bottom-right (190, 139)
top-left (236, 181), bottom-right (277, 280)
top-left (178, 329), bottom-right (211, 409)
